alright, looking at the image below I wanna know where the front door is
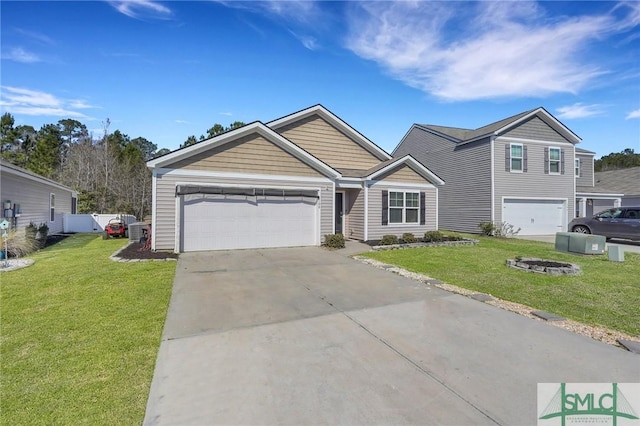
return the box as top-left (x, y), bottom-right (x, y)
top-left (335, 192), bottom-right (344, 234)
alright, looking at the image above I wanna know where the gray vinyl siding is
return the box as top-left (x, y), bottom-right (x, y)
top-left (366, 184), bottom-right (437, 241)
top-left (345, 188), bottom-right (364, 240)
top-left (503, 116), bottom-right (567, 143)
top-left (153, 172), bottom-right (332, 250)
top-left (622, 196), bottom-right (640, 206)
top-left (394, 128), bottom-right (491, 233)
top-left (0, 171), bottom-right (74, 235)
top-left (575, 153), bottom-right (594, 187)
top-left (494, 138), bottom-right (575, 228)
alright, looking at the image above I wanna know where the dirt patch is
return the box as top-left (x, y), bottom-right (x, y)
top-left (116, 242), bottom-right (179, 260)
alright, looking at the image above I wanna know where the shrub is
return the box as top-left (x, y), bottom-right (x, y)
top-left (424, 230), bottom-right (444, 242)
top-left (478, 221), bottom-right (495, 236)
top-left (401, 233), bottom-right (417, 243)
top-left (478, 221), bottom-right (520, 238)
top-left (323, 233), bottom-right (345, 249)
top-left (37, 222), bottom-right (49, 247)
top-left (380, 235), bottom-right (399, 245)
top-left (3, 229), bottom-right (38, 258)
top-left (25, 222), bottom-right (38, 244)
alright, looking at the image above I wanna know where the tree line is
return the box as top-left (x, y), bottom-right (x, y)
top-left (594, 148), bottom-right (640, 172)
top-left (1, 112), bottom-right (244, 219)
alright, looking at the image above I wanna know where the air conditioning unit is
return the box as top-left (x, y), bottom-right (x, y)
top-left (554, 232), bottom-right (572, 253)
top-left (128, 222), bottom-right (149, 242)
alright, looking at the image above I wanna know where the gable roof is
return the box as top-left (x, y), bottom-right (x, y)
top-left (588, 167), bottom-right (640, 195)
top-left (1, 159), bottom-right (76, 194)
top-left (576, 147), bottom-right (596, 155)
top-left (267, 104), bottom-right (392, 162)
top-left (336, 156), bottom-right (444, 186)
top-left (416, 107), bottom-right (581, 145)
top-left (146, 121), bottom-right (341, 179)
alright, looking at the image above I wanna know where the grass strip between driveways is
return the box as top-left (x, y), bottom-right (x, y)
top-left (362, 235), bottom-right (640, 336)
top-left (1, 234), bottom-right (176, 425)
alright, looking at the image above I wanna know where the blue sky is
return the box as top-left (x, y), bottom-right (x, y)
top-left (1, 1), bottom-right (639, 157)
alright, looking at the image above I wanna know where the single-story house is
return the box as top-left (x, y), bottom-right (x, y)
top-left (147, 105), bottom-right (444, 252)
top-left (0, 159), bottom-right (77, 234)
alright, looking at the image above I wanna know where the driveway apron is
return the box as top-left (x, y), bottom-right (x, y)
top-left (144, 247), bottom-right (639, 425)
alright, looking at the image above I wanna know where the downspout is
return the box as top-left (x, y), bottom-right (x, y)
top-left (151, 169), bottom-right (158, 251)
top-left (364, 182), bottom-right (369, 241)
top-left (490, 136), bottom-right (496, 223)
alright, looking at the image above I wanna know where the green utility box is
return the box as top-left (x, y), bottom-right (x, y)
top-left (567, 233), bottom-right (606, 255)
top-left (555, 232), bottom-right (572, 253)
top-left (608, 245), bottom-right (625, 262)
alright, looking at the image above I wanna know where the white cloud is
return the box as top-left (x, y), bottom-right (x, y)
top-left (14, 28), bottom-right (55, 45)
top-left (556, 103), bottom-right (606, 119)
top-left (626, 109), bottom-right (640, 119)
top-left (108, 0), bottom-right (172, 20)
top-left (345, 2), bottom-right (637, 101)
top-left (2, 47), bottom-right (41, 63)
top-left (175, 119), bottom-right (190, 124)
top-left (0, 86), bottom-right (98, 119)
top-left (218, 112), bottom-right (233, 117)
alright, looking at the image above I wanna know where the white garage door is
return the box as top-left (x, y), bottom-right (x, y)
top-left (503, 199), bottom-right (566, 235)
top-left (181, 194), bottom-right (318, 252)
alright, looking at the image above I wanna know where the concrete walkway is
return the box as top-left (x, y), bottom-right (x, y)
top-left (144, 246), bottom-right (639, 425)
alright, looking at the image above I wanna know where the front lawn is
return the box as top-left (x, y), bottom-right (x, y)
top-left (1, 234), bottom-right (176, 425)
top-left (362, 235), bottom-right (640, 336)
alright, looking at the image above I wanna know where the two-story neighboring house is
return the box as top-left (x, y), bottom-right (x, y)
top-left (393, 107), bottom-right (581, 235)
top-left (574, 148), bottom-right (624, 217)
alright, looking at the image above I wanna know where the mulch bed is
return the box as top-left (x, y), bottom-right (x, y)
top-left (116, 242), bottom-right (179, 260)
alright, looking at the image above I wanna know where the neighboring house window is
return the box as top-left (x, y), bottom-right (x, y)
top-left (544, 147), bottom-right (564, 174)
top-left (505, 144), bottom-right (527, 172)
top-left (575, 158), bottom-right (580, 177)
top-left (389, 191), bottom-right (419, 224)
top-left (50, 193), bottom-right (55, 222)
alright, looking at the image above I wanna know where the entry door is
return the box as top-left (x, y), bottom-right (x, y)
top-left (335, 193), bottom-right (344, 234)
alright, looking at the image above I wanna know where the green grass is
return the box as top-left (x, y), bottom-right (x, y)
top-left (363, 234), bottom-right (640, 336)
top-left (1, 234), bottom-right (176, 425)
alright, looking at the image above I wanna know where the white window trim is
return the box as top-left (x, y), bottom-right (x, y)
top-left (575, 158), bottom-right (580, 177)
top-left (549, 146), bottom-right (561, 175)
top-left (389, 191), bottom-right (420, 225)
top-left (49, 193), bottom-right (55, 223)
top-left (510, 143), bottom-right (524, 173)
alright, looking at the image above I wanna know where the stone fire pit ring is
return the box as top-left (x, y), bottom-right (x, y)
top-left (506, 257), bottom-right (581, 276)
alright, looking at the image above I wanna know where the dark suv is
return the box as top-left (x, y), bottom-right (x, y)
top-left (569, 206), bottom-right (640, 241)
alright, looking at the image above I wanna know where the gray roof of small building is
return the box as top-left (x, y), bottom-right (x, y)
top-left (576, 147), bottom-right (596, 155)
top-left (578, 166), bottom-right (640, 195)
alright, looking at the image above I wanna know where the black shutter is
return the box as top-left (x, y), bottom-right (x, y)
top-left (560, 149), bottom-right (565, 174)
top-left (523, 145), bottom-right (528, 172)
top-left (544, 147), bottom-right (549, 174)
top-left (420, 192), bottom-right (426, 225)
top-left (505, 145), bottom-right (511, 171)
top-left (382, 190), bottom-right (388, 226)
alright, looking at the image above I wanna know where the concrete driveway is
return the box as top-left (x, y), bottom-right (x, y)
top-left (144, 246), bottom-right (639, 425)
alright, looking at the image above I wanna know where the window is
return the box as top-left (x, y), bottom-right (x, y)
top-left (389, 191), bottom-right (419, 224)
top-left (50, 193), bottom-right (55, 222)
top-left (510, 144), bottom-right (523, 172)
top-left (575, 158), bottom-right (580, 177)
top-left (549, 147), bottom-right (561, 174)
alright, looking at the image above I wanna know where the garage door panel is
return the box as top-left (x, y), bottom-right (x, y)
top-left (181, 196), bottom-right (318, 252)
top-left (503, 199), bottom-right (565, 235)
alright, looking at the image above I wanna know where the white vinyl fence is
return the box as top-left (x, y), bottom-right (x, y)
top-left (63, 214), bottom-right (137, 233)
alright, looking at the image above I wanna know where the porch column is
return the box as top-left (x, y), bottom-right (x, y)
top-left (614, 198), bottom-right (621, 207)
top-left (579, 197), bottom-right (587, 217)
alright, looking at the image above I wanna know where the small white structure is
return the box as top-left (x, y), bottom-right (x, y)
top-left (63, 214), bottom-right (137, 233)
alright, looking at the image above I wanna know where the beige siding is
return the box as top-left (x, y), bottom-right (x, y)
top-left (366, 185), bottom-right (438, 241)
top-left (494, 138), bottom-right (575, 228)
top-left (377, 165), bottom-right (428, 183)
top-left (0, 172), bottom-right (73, 234)
top-left (153, 172), bottom-right (332, 251)
top-left (504, 116), bottom-right (568, 143)
top-left (168, 133), bottom-right (322, 177)
top-left (345, 188), bottom-right (364, 240)
top-left (277, 115), bottom-right (383, 169)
